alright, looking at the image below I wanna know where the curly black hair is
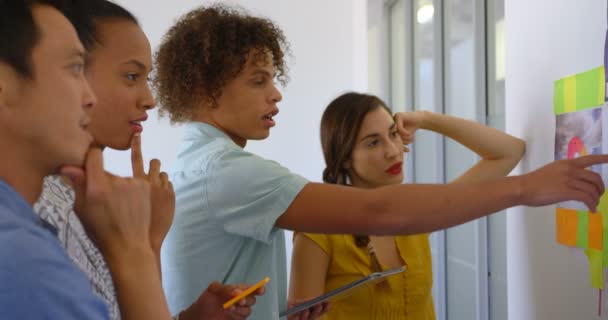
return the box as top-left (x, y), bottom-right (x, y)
top-left (153, 4), bottom-right (290, 123)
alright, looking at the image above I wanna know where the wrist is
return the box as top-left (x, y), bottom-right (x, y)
top-left (104, 242), bottom-right (157, 272)
top-left (417, 110), bottom-right (434, 130)
top-left (504, 175), bottom-right (525, 205)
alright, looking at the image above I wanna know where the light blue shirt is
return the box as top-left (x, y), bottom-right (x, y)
top-left (0, 179), bottom-right (109, 319)
top-left (161, 122), bottom-right (308, 320)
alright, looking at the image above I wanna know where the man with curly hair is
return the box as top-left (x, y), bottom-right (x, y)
top-left (154, 4), bottom-right (608, 320)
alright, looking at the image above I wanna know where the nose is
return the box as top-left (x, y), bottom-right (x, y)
top-left (385, 140), bottom-right (401, 159)
top-left (270, 84), bottom-right (282, 103)
top-left (141, 82), bottom-right (156, 110)
top-left (82, 78), bottom-right (96, 112)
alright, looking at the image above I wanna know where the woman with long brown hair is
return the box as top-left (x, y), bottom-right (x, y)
top-left (289, 92), bottom-right (525, 319)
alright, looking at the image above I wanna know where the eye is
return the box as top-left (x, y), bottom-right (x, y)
top-left (367, 140), bottom-right (378, 148)
top-left (126, 73), bottom-right (140, 81)
top-left (70, 63), bottom-right (84, 75)
top-left (252, 77), bottom-right (266, 86)
top-left (391, 130), bottom-right (399, 138)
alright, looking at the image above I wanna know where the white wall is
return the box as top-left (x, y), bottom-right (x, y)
top-left (367, 0), bottom-right (390, 102)
top-left (506, 1), bottom-right (606, 319)
top-left (108, 0), bottom-right (367, 179)
top-left (108, 0), bottom-right (368, 276)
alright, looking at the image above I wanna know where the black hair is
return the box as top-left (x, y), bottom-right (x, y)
top-left (0, 0), bottom-right (67, 78)
top-left (64, 0), bottom-right (139, 51)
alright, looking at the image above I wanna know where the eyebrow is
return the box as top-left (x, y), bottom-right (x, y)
top-left (359, 123), bottom-right (397, 142)
top-left (121, 59), bottom-right (151, 72)
top-left (250, 69), bottom-right (276, 78)
top-left (68, 48), bottom-right (86, 60)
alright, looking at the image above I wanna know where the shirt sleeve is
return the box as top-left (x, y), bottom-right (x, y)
top-left (300, 233), bottom-right (333, 256)
top-left (0, 226), bottom-right (109, 320)
top-left (207, 147), bottom-right (308, 243)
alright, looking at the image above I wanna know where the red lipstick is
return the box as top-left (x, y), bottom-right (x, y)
top-left (386, 162), bottom-right (403, 175)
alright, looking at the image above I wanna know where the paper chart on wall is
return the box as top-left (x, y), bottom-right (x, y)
top-left (554, 65), bottom-right (608, 289)
top-left (553, 27), bottom-right (608, 316)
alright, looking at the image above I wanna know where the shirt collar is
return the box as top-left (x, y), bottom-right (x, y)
top-left (183, 122), bottom-right (230, 139)
top-left (182, 121), bottom-right (242, 148)
top-left (0, 179), bottom-right (38, 224)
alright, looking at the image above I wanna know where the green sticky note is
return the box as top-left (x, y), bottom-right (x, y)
top-left (600, 69), bottom-right (606, 103)
top-left (554, 79), bottom-right (565, 115)
top-left (587, 249), bottom-right (604, 289)
top-left (577, 210), bottom-right (589, 248)
top-left (599, 194), bottom-right (608, 267)
top-left (553, 66), bottom-right (605, 115)
top-left (576, 67), bottom-right (603, 111)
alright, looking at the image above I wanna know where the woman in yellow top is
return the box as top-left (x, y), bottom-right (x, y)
top-left (288, 92), bottom-right (525, 319)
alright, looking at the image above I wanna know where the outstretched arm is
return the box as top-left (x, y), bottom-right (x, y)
top-left (276, 155), bottom-right (607, 235)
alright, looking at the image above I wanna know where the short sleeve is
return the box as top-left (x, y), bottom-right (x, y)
top-left (207, 147), bottom-right (308, 243)
top-left (0, 226), bottom-right (108, 319)
top-left (300, 233), bottom-right (333, 256)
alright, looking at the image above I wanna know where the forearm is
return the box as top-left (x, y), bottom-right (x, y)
top-left (105, 246), bottom-right (172, 320)
top-left (279, 179), bottom-right (523, 236)
top-left (367, 176), bottom-right (523, 234)
top-left (421, 111), bottom-right (525, 161)
top-left (152, 243), bottom-right (162, 279)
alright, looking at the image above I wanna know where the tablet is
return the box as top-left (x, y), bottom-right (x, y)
top-left (280, 266), bottom-right (406, 318)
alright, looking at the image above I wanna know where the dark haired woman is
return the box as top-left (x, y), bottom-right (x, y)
top-left (288, 92), bottom-right (524, 319)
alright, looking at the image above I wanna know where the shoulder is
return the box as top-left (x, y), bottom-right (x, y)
top-left (0, 223), bottom-right (108, 319)
top-left (209, 146), bottom-right (307, 190)
top-left (296, 232), bottom-right (337, 255)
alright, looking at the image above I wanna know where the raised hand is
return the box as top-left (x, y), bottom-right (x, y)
top-left (61, 148), bottom-right (172, 320)
top-left (130, 133), bottom-right (175, 252)
top-left (60, 148), bottom-right (152, 254)
top-left (394, 111), bottom-right (427, 152)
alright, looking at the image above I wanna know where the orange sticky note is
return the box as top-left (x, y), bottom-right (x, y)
top-left (556, 208), bottom-right (578, 246)
top-left (588, 212), bottom-right (603, 250)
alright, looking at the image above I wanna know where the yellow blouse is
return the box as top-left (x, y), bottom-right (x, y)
top-left (301, 233), bottom-right (435, 320)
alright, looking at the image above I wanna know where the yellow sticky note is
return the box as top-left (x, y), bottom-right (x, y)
top-left (563, 76), bottom-right (577, 113)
